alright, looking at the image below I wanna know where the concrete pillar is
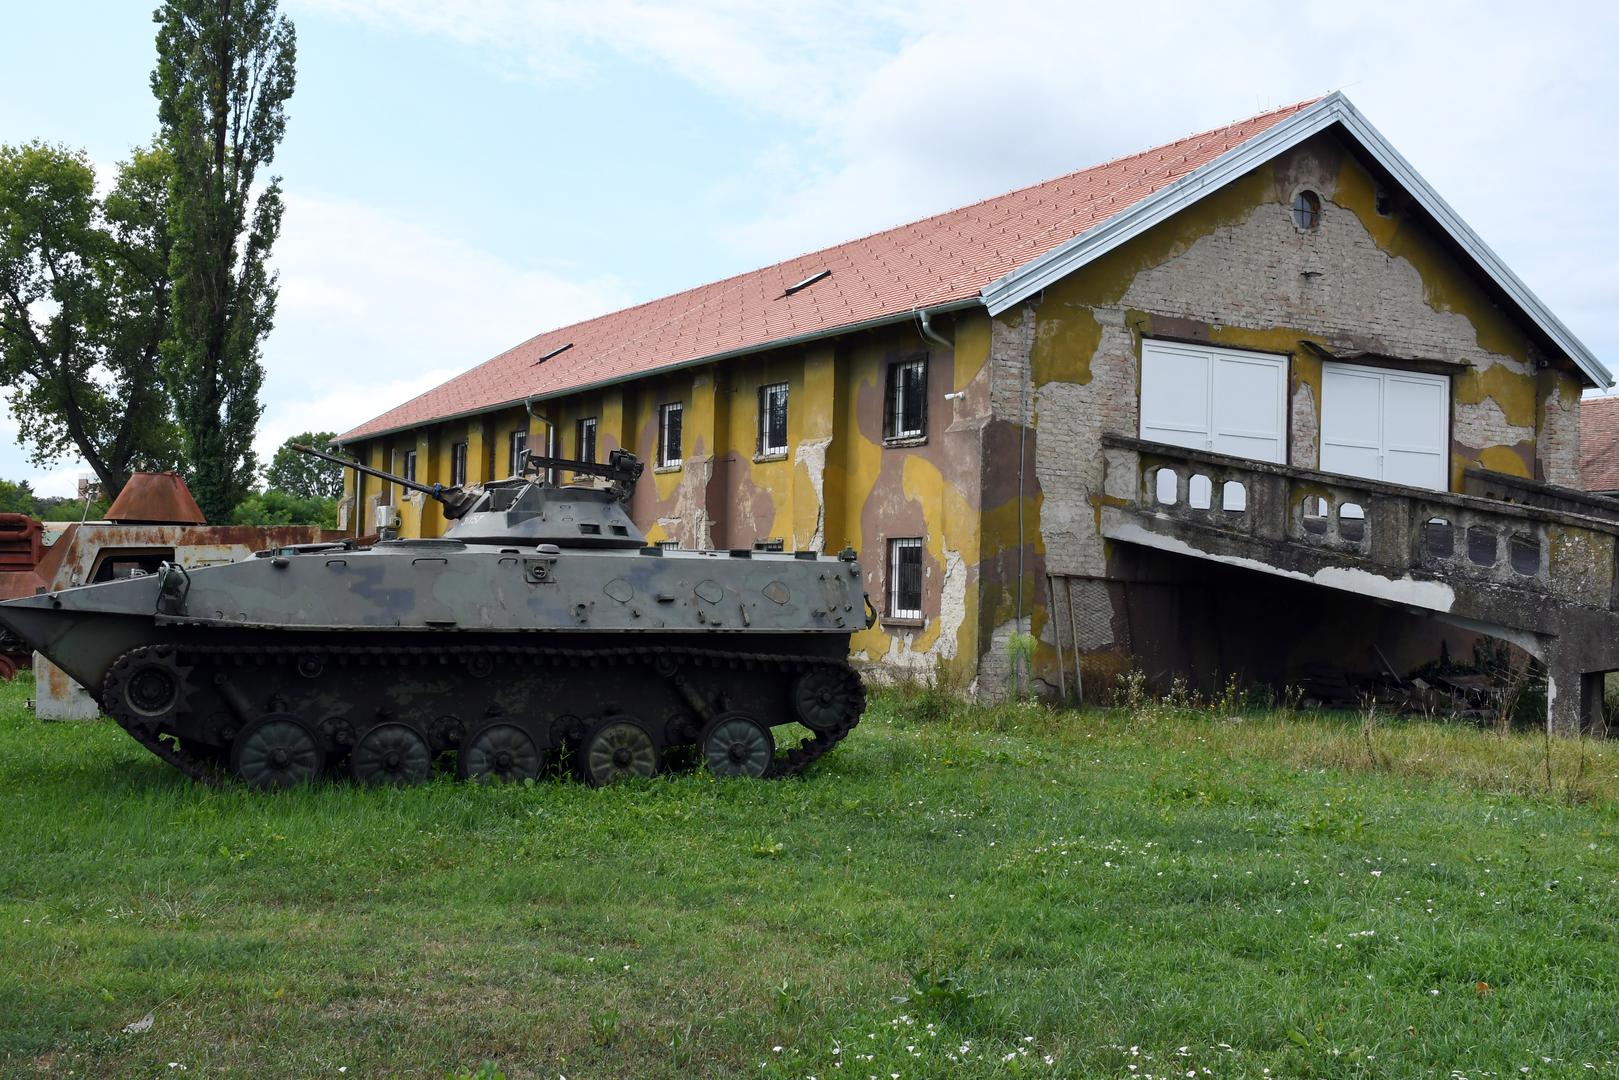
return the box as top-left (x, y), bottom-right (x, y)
top-left (599, 387), bottom-right (626, 459)
top-left (466, 420), bottom-right (492, 486)
top-left (795, 344), bottom-right (839, 551)
top-left (1546, 646), bottom-right (1604, 736)
top-left (684, 366), bottom-right (721, 550)
top-left (1368, 494), bottom-right (1413, 572)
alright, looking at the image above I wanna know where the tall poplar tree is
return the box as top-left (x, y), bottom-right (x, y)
top-left (152, 0), bottom-right (295, 521)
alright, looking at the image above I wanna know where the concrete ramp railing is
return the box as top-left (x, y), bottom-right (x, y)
top-left (1099, 435), bottom-right (1619, 735)
top-left (1101, 434), bottom-right (1619, 620)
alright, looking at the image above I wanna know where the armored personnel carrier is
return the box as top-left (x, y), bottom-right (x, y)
top-left (0, 447), bottom-right (869, 788)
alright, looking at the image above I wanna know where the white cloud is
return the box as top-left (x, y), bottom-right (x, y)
top-left (303, 0), bottom-right (1619, 365)
top-left (257, 190), bottom-right (631, 460)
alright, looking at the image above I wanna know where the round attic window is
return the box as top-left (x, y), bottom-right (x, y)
top-left (1292, 190), bottom-right (1321, 230)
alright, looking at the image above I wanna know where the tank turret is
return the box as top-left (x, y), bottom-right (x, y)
top-left (0, 441), bottom-right (870, 789)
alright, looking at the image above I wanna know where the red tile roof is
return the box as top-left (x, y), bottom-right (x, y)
top-left (1580, 395), bottom-right (1619, 492)
top-left (338, 99), bottom-right (1320, 443)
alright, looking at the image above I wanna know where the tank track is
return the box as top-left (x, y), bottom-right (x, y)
top-left (101, 641), bottom-right (864, 787)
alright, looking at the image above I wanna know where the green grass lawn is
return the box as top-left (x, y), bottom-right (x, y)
top-left (2, 677), bottom-right (1617, 1079)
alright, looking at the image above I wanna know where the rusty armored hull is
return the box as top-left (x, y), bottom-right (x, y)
top-left (0, 449), bottom-right (868, 787)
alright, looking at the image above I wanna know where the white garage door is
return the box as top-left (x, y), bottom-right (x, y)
top-left (1320, 362), bottom-right (1448, 491)
top-left (1139, 340), bottom-right (1288, 508)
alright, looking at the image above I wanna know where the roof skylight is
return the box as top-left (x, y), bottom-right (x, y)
top-left (783, 269), bottom-right (831, 297)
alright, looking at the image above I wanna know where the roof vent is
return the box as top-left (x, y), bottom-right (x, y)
top-left (783, 269), bottom-right (830, 297)
top-left (533, 342), bottom-right (574, 365)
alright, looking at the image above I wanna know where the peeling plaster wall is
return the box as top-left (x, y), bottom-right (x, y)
top-left (1017, 132), bottom-right (1588, 694)
top-left (339, 133), bottom-right (1588, 702)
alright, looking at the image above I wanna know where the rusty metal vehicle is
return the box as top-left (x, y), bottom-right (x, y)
top-left (0, 448), bottom-right (868, 787)
top-left (0, 514), bottom-right (47, 679)
top-left (9, 474), bottom-right (343, 719)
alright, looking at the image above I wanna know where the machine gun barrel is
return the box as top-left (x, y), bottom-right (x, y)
top-left (522, 447), bottom-right (644, 495)
top-left (291, 443), bottom-right (482, 519)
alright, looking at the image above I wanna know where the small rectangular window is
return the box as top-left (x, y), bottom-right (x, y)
top-left (508, 430), bottom-right (528, 477)
top-left (757, 382), bottom-right (789, 456)
top-left (658, 402), bottom-right (683, 468)
top-left (753, 537), bottom-right (785, 552)
top-left (450, 442), bottom-right (468, 486)
top-left (657, 539), bottom-right (680, 551)
top-left (887, 537), bottom-right (923, 620)
top-left (576, 417), bottom-right (598, 464)
top-left (883, 357), bottom-right (928, 440)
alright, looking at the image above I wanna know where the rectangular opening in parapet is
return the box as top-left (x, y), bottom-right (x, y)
top-left (1220, 480), bottom-right (1246, 513)
top-left (579, 523), bottom-right (602, 535)
top-left (1338, 502), bottom-right (1365, 543)
top-left (1188, 474), bottom-right (1212, 510)
top-left (1508, 532), bottom-right (1541, 576)
top-left (1153, 467), bottom-right (1178, 506)
top-left (1301, 496), bottom-right (1328, 535)
top-left (1423, 517), bottom-right (1453, 558)
top-left (1467, 526), bottom-right (1498, 567)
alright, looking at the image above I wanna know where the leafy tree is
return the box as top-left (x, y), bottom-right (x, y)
top-left (228, 489), bottom-right (335, 528)
top-left (35, 493), bottom-right (109, 521)
top-left (0, 143), bottom-right (180, 499)
top-left (0, 480), bottom-right (40, 517)
top-left (153, 0), bottom-right (296, 522)
top-left (264, 431), bottom-right (341, 500)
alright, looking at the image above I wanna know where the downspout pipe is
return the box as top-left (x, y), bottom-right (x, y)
top-left (914, 306), bottom-right (952, 351)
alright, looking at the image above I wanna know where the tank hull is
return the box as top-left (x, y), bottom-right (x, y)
top-left (0, 538), bottom-right (868, 786)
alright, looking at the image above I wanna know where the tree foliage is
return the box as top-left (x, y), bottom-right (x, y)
top-left (153, 0), bottom-right (296, 523)
top-left (0, 142), bottom-right (180, 499)
top-left (228, 489), bottom-right (335, 528)
top-left (265, 431), bottom-right (341, 500)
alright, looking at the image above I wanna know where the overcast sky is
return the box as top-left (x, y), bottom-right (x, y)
top-left (2, 0), bottom-right (1615, 497)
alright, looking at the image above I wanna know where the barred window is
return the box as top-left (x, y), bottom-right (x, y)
top-left (657, 539), bottom-right (680, 551)
top-left (508, 430), bottom-right (528, 477)
top-left (658, 402), bottom-right (683, 468)
top-left (576, 417), bottom-right (597, 463)
top-left (883, 356), bottom-right (928, 440)
top-left (450, 442), bottom-right (468, 486)
top-left (757, 382), bottom-right (789, 456)
top-left (887, 537), bottom-right (923, 620)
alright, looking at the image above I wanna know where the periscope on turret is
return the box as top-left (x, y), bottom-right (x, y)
top-left (0, 445), bottom-right (871, 788)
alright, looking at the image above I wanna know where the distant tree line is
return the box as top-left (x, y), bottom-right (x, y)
top-left (0, 428), bottom-right (341, 527)
top-left (0, 0), bottom-right (298, 524)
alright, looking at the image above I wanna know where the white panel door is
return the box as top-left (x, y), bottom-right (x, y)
top-left (1320, 362), bottom-right (1448, 491)
top-left (1140, 340), bottom-right (1288, 509)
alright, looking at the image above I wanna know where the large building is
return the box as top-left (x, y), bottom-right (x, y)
top-left (337, 93), bottom-right (1619, 732)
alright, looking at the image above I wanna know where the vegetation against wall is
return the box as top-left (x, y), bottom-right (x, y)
top-left (153, 0), bottom-right (297, 524)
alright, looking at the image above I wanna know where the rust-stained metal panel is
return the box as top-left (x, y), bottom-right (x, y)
top-left (30, 522), bottom-right (340, 718)
top-left (104, 472), bottom-right (207, 525)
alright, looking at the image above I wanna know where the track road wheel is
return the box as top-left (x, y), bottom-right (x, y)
top-left (459, 722), bottom-right (543, 783)
top-left (232, 715), bottom-right (324, 789)
top-left (351, 722), bottom-right (433, 785)
top-left (790, 667), bottom-right (857, 732)
top-left (580, 717), bottom-right (660, 787)
top-left (701, 713), bottom-right (774, 779)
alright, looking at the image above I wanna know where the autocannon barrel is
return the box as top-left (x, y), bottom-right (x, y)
top-left (291, 443), bottom-right (482, 519)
